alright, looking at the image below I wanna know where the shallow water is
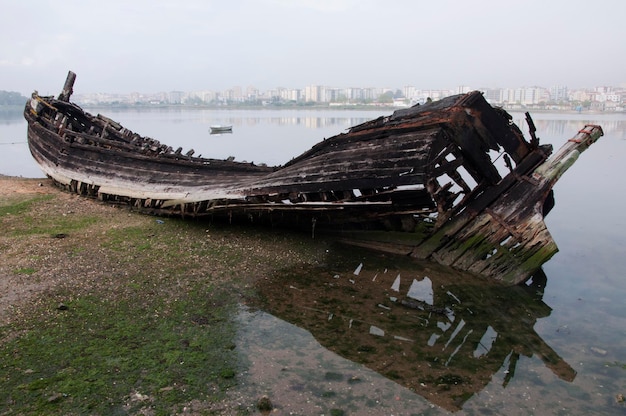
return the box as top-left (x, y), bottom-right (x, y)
top-left (236, 242), bottom-right (624, 415)
top-left (2, 106), bottom-right (626, 414)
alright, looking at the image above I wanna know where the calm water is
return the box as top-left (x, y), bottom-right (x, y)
top-left (2, 107), bottom-right (626, 414)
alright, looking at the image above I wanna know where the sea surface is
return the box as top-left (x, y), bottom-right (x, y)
top-left (2, 106), bottom-right (626, 414)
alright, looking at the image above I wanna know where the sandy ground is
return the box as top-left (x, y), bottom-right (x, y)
top-left (0, 176), bottom-right (146, 328)
top-left (0, 177), bottom-right (55, 326)
top-left (0, 175), bottom-right (50, 195)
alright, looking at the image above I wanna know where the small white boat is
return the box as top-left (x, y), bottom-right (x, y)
top-left (210, 125), bottom-right (232, 134)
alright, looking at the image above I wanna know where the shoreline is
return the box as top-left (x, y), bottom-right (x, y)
top-left (0, 175), bottom-right (329, 414)
top-left (77, 102), bottom-right (623, 115)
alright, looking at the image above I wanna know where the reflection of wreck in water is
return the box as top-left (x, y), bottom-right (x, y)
top-left (255, 248), bottom-right (575, 412)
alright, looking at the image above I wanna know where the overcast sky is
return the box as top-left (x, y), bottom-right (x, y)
top-left (1, 0), bottom-right (624, 96)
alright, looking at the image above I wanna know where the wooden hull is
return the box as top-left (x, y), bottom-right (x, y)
top-left (24, 71), bottom-right (603, 284)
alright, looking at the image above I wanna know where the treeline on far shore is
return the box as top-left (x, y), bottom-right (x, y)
top-left (0, 91), bottom-right (28, 118)
top-left (0, 90), bottom-right (28, 106)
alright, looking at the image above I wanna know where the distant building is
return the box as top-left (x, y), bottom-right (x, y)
top-left (168, 91), bottom-right (183, 104)
top-left (305, 85), bottom-right (322, 102)
top-left (549, 85), bottom-right (568, 102)
top-left (483, 88), bottom-right (502, 104)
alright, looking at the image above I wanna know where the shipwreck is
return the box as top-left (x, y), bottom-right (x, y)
top-left (25, 71), bottom-right (603, 285)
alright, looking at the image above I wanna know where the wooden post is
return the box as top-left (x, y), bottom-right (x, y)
top-left (58, 71), bottom-right (76, 102)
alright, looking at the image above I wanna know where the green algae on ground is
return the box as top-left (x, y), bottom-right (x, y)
top-left (2, 289), bottom-right (239, 415)
top-left (1, 194), bottom-right (100, 237)
top-left (0, 194), bottom-right (54, 217)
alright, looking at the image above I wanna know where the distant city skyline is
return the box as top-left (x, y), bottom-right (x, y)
top-left (71, 82), bottom-right (626, 112)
